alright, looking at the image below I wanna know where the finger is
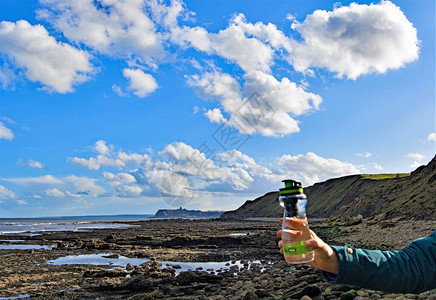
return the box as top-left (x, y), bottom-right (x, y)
top-left (280, 218), bottom-right (283, 225)
top-left (280, 248), bottom-right (283, 254)
top-left (304, 238), bottom-right (334, 260)
top-left (278, 240), bottom-right (283, 248)
top-left (277, 230), bottom-right (282, 238)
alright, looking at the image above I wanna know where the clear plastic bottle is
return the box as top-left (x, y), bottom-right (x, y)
top-left (279, 179), bottom-right (314, 264)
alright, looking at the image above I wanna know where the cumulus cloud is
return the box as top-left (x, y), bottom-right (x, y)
top-left (2, 175), bottom-right (106, 197)
top-left (37, 0), bottom-right (166, 67)
top-left (0, 20), bottom-right (94, 93)
top-left (410, 161), bottom-right (423, 170)
top-left (45, 188), bottom-right (65, 197)
top-left (0, 185), bottom-right (16, 199)
top-left (69, 140), bottom-right (360, 200)
top-left (123, 68), bottom-right (158, 98)
top-left (277, 152), bottom-right (360, 185)
top-left (172, 15), bottom-right (277, 73)
top-left (68, 140), bottom-right (151, 170)
top-left (187, 70), bottom-right (322, 136)
top-left (406, 152), bottom-right (425, 161)
top-left (28, 160), bottom-right (45, 169)
top-left (204, 108), bottom-right (227, 123)
top-left (291, 1), bottom-right (419, 79)
top-left (428, 133), bottom-right (436, 142)
top-left (0, 122), bottom-right (14, 140)
top-left (356, 152), bottom-right (373, 158)
top-left (372, 162), bottom-right (383, 171)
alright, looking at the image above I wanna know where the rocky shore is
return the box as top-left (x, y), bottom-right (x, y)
top-left (0, 217), bottom-right (435, 299)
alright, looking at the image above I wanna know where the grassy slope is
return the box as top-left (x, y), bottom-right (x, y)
top-left (221, 156), bottom-right (436, 220)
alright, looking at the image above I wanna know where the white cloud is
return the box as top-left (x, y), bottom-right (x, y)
top-left (112, 84), bottom-right (128, 97)
top-left (69, 140), bottom-right (152, 171)
top-left (428, 133), bottom-right (436, 142)
top-left (0, 122), bottom-right (14, 140)
top-left (291, 1), bottom-right (419, 79)
top-left (0, 20), bottom-right (94, 93)
top-left (0, 185), bottom-right (16, 199)
top-left (187, 70), bottom-right (322, 136)
top-left (15, 199), bottom-right (27, 205)
top-left (356, 152), bottom-right (373, 158)
top-left (38, 0), bottom-right (165, 67)
top-left (2, 175), bottom-right (106, 197)
top-left (171, 14), bottom-right (278, 73)
top-left (204, 108), bottom-right (227, 123)
top-left (277, 152), bottom-right (360, 185)
top-left (123, 68), bottom-right (158, 98)
top-left (406, 152), bottom-right (425, 161)
top-left (28, 160), bottom-right (45, 169)
top-left (45, 188), bottom-right (65, 197)
top-left (410, 161), bottom-right (423, 169)
top-left (95, 140), bottom-right (110, 155)
top-left (373, 162), bottom-right (383, 171)
top-left (0, 63), bottom-right (18, 90)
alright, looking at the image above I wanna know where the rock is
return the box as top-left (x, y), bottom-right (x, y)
top-left (301, 296), bottom-right (312, 300)
top-left (117, 276), bottom-right (154, 292)
top-left (340, 289), bottom-right (358, 300)
top-left (331, 285), bottom-right (357, 292)
top-left (56, 242), bottom-right (65, 249)
top-left (254, 289), bottom-right (269, 298)
top-left (243, 291), bottom-right (259, 300)
top-left (345, 215), bottom-right (363, 226)
top-left (126, 263), bottom-right (134, 271)
top-left (172, 264), bottom-right (182, 269)
top-left (176, 270), bottom-right (222, 285)
top-left (104, 233), bottom-right (117, 242)
top-left (83, 269), bottom-right (125, 278)
top-left (295, 274), bottom-right (321, 284)
top-left (28, 249), bottom-right (35, 254)
top-left (285, 284), bottom-right (321, 299)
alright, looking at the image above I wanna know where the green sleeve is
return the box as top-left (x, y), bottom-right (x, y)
top-left (323, 230), bottom-right (436, 294)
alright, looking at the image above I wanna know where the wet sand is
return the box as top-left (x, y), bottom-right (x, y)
top-left (0, 218), bottom-right (435, 299)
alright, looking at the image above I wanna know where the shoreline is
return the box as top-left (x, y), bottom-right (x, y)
top-left (0, 218), bottom-right (435, 299)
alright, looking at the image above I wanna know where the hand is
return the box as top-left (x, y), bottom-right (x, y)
top-left (277, 218), bottom-right (339, 274)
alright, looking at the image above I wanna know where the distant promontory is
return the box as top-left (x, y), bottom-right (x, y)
top-left (153, 207), bottom-right (225, 219)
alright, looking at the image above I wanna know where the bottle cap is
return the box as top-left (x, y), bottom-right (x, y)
top-left (279, 179), bottom-right (303, 195)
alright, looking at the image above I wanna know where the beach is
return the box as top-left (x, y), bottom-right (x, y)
top-left (0, 217), bottom-right (435, 299)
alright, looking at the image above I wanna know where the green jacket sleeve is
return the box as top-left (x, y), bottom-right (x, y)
top-left (323, 230), bottom-right (436, 294)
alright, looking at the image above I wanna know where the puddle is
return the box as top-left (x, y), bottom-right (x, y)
top-left (46, 253), bottom-right (264, 275)
top-left (229, 233), bottom-right (248, 236)
top-left (0, 295), bottom-right (30, 300)
top-left (47, 253), bottom-right (148, 268)
top-left (0, 244), bottom-right (55, 250)
top-left (0, 240), bottom-right (25, 243)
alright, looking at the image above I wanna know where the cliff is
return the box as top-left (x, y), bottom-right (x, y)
top-left (221, 156), bottom-right (436, 220)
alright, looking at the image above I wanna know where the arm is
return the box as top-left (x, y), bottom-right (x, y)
top-left (278, 221), bottom-right (436, 294)
top-left (324, 231), bottom-right (436, 294)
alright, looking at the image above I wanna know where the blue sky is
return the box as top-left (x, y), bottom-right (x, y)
top-left (0, 0), bottom-right (434, 217)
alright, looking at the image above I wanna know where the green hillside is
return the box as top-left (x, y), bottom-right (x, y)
top-left (221, 156), bottom-right (436, 220)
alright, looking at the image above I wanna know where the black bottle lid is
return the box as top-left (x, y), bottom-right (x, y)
top-left (279, 179), bottom-right (303, 196)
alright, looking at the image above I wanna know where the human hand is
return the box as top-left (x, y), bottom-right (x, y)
top-left (277, 218), bottom-right (339, 274)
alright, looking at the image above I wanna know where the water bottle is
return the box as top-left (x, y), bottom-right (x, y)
top-left (279, 179), bottom-right (314, 264)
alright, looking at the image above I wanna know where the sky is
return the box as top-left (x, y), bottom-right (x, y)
top-left (0, 0), bottom-right (434, 218)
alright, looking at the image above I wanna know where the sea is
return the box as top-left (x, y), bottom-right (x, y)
top-left (0, 214), bottom-right (154, 235)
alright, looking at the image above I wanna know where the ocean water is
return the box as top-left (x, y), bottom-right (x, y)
top-left (0, 215), bottom-right (153, 235)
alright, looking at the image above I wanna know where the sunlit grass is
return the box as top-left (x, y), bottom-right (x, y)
top-left (360, 173), bottom-right (410, 180)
